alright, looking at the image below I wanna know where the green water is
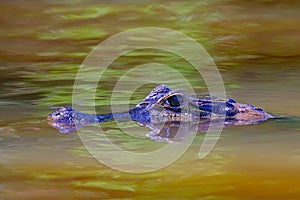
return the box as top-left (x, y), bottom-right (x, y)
top-left (1, 0), bottom-right (300, 199)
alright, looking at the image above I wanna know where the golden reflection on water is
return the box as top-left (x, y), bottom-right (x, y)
top-left (0, 0), bottom-right (300, 199)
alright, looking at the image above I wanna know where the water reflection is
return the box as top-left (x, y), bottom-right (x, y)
top-left (146, 121), bottom-right (215, 142)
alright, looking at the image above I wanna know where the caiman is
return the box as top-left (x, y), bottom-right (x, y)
top-left (47, 85), bottom-right (273, 136)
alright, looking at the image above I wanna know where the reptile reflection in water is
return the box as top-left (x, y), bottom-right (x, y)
top-left (47, 85), bottom-right (273, 140)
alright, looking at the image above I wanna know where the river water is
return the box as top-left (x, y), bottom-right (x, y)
top-left (1, 0), bottom-right (300, 199)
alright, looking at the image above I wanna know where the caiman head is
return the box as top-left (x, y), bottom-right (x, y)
top-left (47, 84), bottom-right (272, 133)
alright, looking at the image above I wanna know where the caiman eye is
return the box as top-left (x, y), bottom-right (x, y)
top-left (165, 95), bottom-right (182, 107)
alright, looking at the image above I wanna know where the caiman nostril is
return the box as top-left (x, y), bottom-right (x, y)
top-left (46, 115), bottom-right (54, 121)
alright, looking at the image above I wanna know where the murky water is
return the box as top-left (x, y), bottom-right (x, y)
top-left (1, 0), bottom-right (300, 199)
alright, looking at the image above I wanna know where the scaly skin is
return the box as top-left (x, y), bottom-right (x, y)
top-left (47, 85), bottom-right (272, 133)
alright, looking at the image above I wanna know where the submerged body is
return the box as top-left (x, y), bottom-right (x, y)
top-left (47, 85), bottom-right (272, 134)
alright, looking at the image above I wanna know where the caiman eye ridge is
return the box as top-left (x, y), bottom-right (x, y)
top-left (47, 84), bottom-right (273, 133)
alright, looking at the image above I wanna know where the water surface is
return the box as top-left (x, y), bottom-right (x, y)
top-left (1, 0), bottom-right (300, 199)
